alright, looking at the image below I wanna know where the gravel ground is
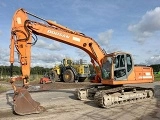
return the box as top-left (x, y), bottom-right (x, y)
top-left (0, 81), bottom-right (160, 120)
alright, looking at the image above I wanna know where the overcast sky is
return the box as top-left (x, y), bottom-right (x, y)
top-left (0, 0), bottom-right (160, 68)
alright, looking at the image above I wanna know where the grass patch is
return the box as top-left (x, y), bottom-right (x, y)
top-left (154, 74), bottom-right (160, 81)
top-left (29, 74), bottom-right (43, 84)
top-left (0, 85), bottom-right (8, 93)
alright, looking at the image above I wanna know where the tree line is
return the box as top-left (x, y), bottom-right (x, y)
top-left (0, 64), bottom-right (96, 77)
top-left (150, 64), bottom-right (160, 72)
top-left (0, 64), bottom-right (159, 77)
top-left (0, 65), bottom-right (51, 77)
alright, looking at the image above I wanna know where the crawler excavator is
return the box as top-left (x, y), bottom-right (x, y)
top-left (9, 8), bottom-right (154, 115)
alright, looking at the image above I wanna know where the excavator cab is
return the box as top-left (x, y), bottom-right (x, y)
top-left (101, 52), bottom-right (153, 85)
top-left (62, 58), bottom-right (73, 67)
top-left (101, 52), bottom-right (133, 82)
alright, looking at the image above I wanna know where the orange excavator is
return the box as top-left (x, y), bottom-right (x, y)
top-left (9, 8), bottom-right (154, 115)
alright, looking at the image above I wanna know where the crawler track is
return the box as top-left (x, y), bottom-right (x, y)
top-left (94, 86), bottom-right (154, 108)
top-left (76, 85), bottom-right (154, 108)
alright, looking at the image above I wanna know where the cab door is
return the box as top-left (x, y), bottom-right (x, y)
top-left (114, 54), bottom-right (127, 80)
top-left (114, 53), bottom-right (133, 80)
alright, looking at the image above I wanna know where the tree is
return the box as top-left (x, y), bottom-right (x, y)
top-left (150, 64), bottom-right (160, 72)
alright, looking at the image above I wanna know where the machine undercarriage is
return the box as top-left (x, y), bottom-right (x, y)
top-left (76, 85), bottom-right (154, 108)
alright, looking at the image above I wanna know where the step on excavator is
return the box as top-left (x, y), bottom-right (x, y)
top-left (9, 8), bottom-right (154, 115)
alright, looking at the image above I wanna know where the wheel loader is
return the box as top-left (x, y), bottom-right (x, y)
top-left (9, 8), bottom-right (154, 115)
top-left (50, 58), bottom-right (90, 83)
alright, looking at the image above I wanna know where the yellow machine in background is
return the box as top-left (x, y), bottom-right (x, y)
top-left (51, 58), bottom-right (90, 82)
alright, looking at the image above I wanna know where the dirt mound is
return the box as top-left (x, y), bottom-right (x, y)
top-left (35, 82), bottom-right (99, 91)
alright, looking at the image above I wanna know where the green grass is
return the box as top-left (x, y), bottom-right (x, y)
top-left (0, 85), bottom-right (7, 93)
top-left (29, 74), bottom-right (43, 81)
top-left (154, 74), bottom-right (160, 81)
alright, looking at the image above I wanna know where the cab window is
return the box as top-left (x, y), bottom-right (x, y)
top-left (115, 55), bottom-right (125, 68)
top-left (102, 57), bottom-right (112, 79)
top-left (126, 54), bottom-right (132, 72)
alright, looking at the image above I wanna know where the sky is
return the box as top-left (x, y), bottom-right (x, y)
top-left (0, 0), bottom-right (160, 68)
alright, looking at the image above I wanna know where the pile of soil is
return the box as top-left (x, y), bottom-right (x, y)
top-left (33, 81), bottom-right (100, 91)
top-left (0, 80), bottom-right (101, 93)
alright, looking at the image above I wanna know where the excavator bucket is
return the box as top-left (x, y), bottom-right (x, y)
top-left (13, 87), bottom-right (45, 115)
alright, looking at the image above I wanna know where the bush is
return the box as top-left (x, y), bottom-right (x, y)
top-left (154, 74), bottom-right (160, 81)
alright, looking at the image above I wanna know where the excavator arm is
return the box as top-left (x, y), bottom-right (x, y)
top-left (9, 8), bottom-right (106, 115)
top-left (10, 8), bottom-right (106, 82)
